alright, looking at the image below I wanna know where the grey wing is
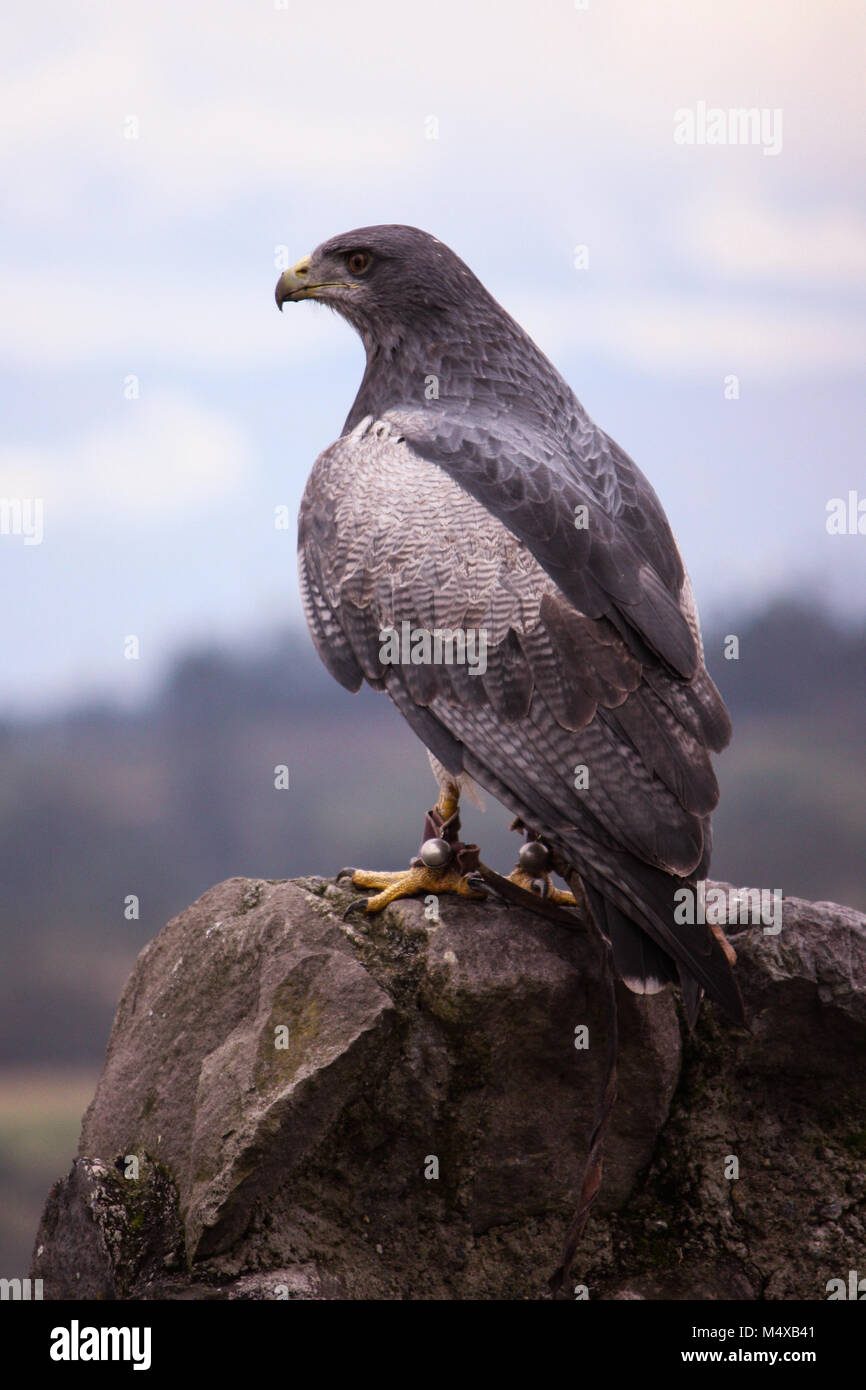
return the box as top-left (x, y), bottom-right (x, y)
top-left (298, 419), bottom-right (739, 1013)
top-left (385, 403), bottom-right (709, 683)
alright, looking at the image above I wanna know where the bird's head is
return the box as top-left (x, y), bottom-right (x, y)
top-left (274, 224), bottom-right (493, 348)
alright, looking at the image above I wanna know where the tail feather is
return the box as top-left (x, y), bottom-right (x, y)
top-left (676, 963), bottom-right (704, 1031)
top-left (564, 856), bottom-right (744, 1024)
top-left (583, 884), bottom-right (675, 996)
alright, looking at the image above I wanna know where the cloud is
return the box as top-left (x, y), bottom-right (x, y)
top-left (675, 191), bottom-right (866, 287)
top-left (0, 393), bottom-right (251, 520)
top-left (513, 290), bottom-right (866, 379)
top-left (0, 267), bottom-right (353, 368)
top-left (2, 1), bottom-right (863, 380)
top-left (2, 0), bottom-right (864, 215)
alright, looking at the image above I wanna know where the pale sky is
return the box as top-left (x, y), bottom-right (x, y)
top-left (1, 0), bottom-right (864, 713)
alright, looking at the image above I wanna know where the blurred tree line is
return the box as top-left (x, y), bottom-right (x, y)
top-left (0, 598), bottom-right (863, 1067)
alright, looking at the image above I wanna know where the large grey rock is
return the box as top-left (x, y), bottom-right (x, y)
top-left (31, 879), bottom-right (866, 1300)
top-left (31, 874), bottom-right (679, 1298)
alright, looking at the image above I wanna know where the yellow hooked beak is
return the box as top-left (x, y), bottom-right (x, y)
top-left (274, 254), bottom-right (359, 309)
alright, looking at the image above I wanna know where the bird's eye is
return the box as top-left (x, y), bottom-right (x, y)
top-left (346, 251), bottom-right (371, 275)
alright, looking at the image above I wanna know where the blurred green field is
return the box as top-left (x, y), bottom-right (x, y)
top-left (0, 1067), bottom-right (98, 1278)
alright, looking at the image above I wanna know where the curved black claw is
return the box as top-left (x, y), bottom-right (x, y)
top-left (463, 871), bottom-right (488, 898)
top-left (471, 870), bottom-right (512, 908)
top-left (336, 866), bottom-right (358, 882)
top-left (342, 895), bottom-right (371, 921)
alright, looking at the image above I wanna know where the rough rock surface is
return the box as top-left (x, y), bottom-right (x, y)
top-left (31, 877), bottom-right (866, 1300)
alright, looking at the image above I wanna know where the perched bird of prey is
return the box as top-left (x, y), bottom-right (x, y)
top-left (276, 225), bottom-right (743, 1025)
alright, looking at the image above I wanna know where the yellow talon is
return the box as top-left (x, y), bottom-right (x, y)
top-left (351, 863), bottom-right (485, 912)
top-left (507, 866), bottom-right (579, 908)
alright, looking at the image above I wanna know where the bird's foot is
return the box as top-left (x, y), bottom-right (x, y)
top-left (340, 861), bottom-right (486, 913)
top-left (338, 801), bottom-right (485, 914)
top-left (506, 866), bottom-right (578, 906)
top-left (506, 835), bottom-right (582, 907)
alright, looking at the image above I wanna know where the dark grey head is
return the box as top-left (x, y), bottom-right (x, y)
top-left (274, 224), bottom-right (502, 350)
top-left (275, 223), bottom-right (568, 435)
